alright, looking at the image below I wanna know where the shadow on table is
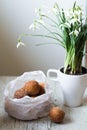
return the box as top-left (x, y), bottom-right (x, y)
top-left (0, 114), bottom-right (10, 128)
top-left (82, 97), bottom-right (87, 106)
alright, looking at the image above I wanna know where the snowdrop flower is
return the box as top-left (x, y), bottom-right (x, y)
top-left (68, 6), bottom-right (82, 20)
top-left (74, 29), bottom-right (79, 36)
top-left (69, 17), bottom-right (80, 25)
top-left (35, 8), bottom-right (43, 20)
top-left (29, 21), bottom-right (40, 30)
top-left (17, 42), bottom-right (25, 48)
top-left (29, 19), bottom-right (45, 31)
top-left (35, 8), bottom-right (41, 17)
top-left (69, 29), bottom-right (79, 37)
top-left (35, 8), bottom-right (39, 14)
top-left (29, 23), bottom-right (35, 30)
top-left (51, 7), bottom-right (58, 15)
top-left (37, 19), bottom-right (45, 25)
top-left (51, 2), bottom-right (59, 15)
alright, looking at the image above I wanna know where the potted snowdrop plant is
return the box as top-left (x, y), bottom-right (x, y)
top-left (17, 2), bottom-right (87, 107)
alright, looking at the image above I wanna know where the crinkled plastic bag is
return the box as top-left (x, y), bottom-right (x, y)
top-left (4, 71), bottom-right (52, 120)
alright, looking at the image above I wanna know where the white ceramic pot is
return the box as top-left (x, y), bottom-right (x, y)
top-left (47, 67), bottom-right (87, 107)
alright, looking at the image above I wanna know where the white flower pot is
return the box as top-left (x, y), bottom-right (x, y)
top-left (47, 67), bottom-right (87, 107)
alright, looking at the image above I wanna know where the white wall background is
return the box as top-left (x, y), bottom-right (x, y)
top-left (0, 0), bottom-right (86, 75)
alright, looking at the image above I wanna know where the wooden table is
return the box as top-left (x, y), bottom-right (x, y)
top-left (0, 76), bottom-right (87, 130)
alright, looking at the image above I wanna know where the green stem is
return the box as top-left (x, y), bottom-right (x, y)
top-left (64, 47), bottom-right (74, 73)
top-left (30, 34), bottom-right (65, 47)
top-left (64, 48), bottom-right (83, 74)
top-left (41, 15), bottom-right (59, 27)
top-left (36, 20), bottom-right (62, 42)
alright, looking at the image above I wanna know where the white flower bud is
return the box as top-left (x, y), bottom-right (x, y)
top-left (17, 42), bottom-right (25, 48)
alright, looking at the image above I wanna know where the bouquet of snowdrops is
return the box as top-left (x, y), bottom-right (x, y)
top-left (17, 2), bottom-right (87, 74)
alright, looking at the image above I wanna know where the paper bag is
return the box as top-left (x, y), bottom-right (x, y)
top-left (4, 71), bottom-right (52, 120)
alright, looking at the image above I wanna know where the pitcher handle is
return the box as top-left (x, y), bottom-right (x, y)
top-left (47, 69), bottom-right (59, 81)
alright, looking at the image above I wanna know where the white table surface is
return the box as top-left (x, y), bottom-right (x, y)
top-left (0, 76), bottom-right (87, 130)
